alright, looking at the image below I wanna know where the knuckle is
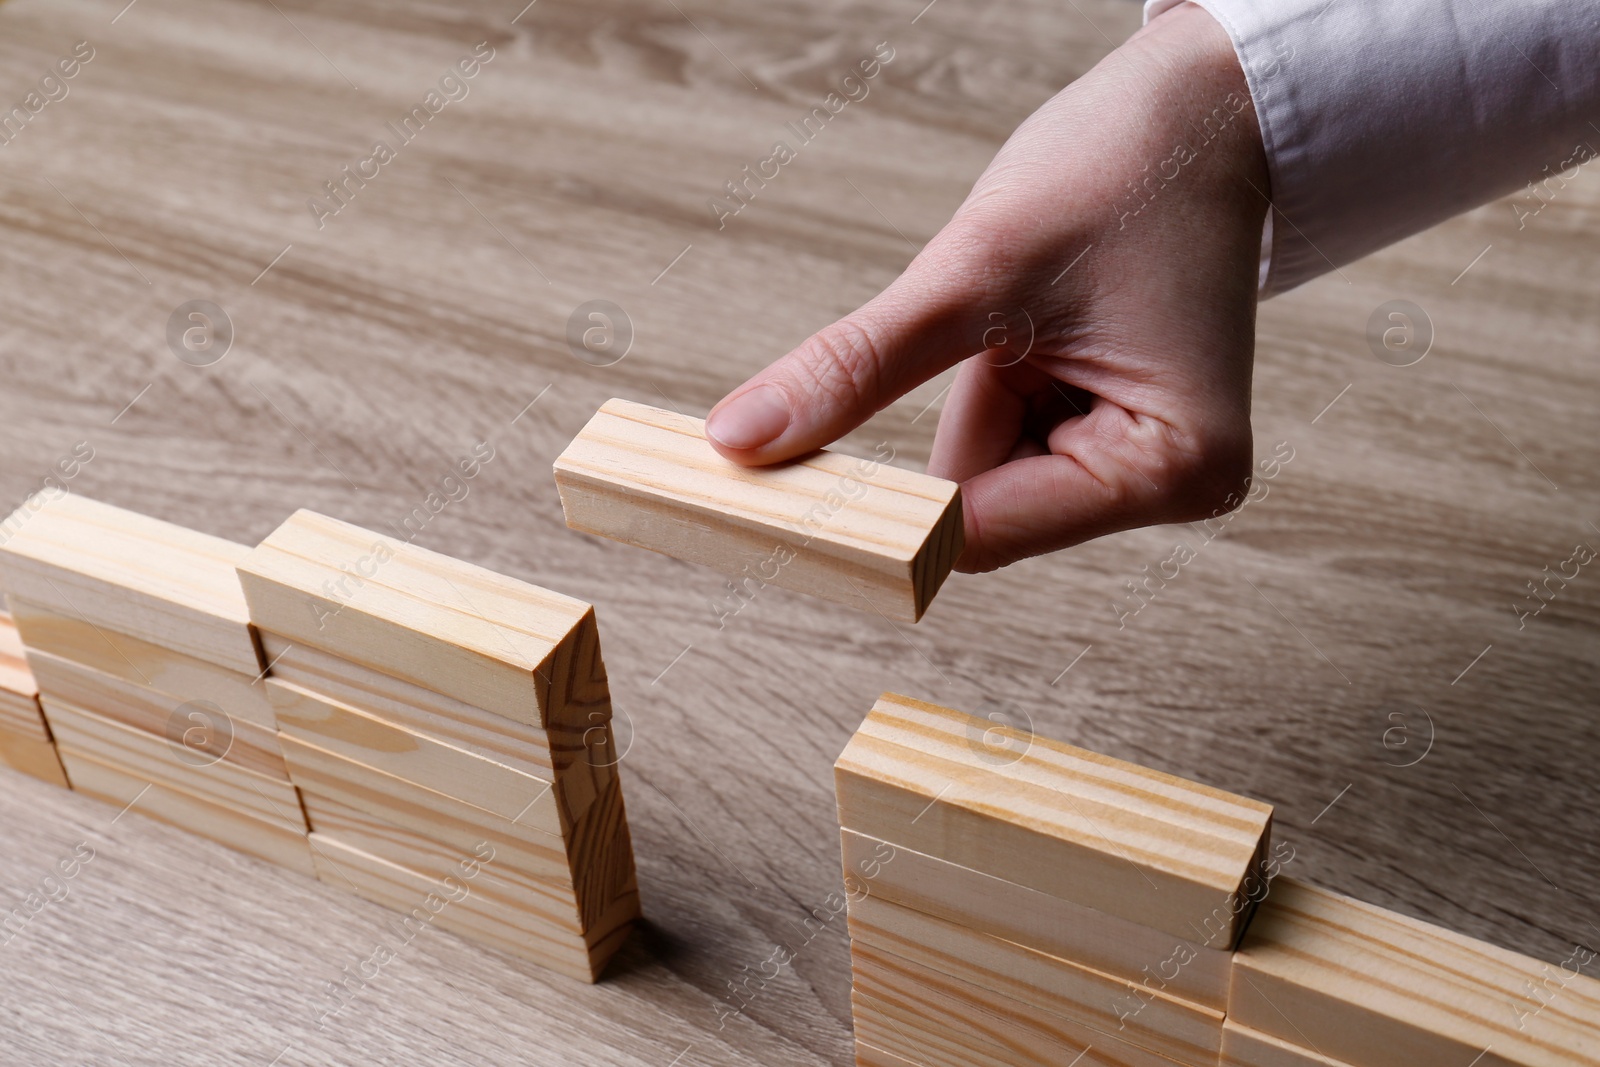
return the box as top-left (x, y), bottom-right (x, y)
top-left (788, 317), bottom-right (884, 411)
top-left (1146, 422), bottom-right (1254, 522)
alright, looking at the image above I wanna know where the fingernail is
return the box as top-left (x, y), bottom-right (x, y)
top-left (707, 385), bottom-right (790, 450)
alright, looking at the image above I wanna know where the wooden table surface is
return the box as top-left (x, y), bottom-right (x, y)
top-left (1, 1), bottom-right (1597, 1063)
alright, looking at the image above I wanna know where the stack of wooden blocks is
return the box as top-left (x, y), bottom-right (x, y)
top-left (0, 495), bottom-right (639, 982)
top-left (0, 493), bottom-right (311, 871)
top-left (836, 693), bottom-right (1600, 1067)
top-left (236, 509), bottom-right (639, 982)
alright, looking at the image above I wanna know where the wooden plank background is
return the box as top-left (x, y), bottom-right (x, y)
top-left (0, 0), bottom-right (1595, 1063)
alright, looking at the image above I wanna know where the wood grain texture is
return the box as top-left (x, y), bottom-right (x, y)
top-left (850, 939), bottom-right (1190, 1067)
top-left (0, 724), bottom-right (68, 788)
top-left (260, 629), bottom-right (612, 807)
top-left (1220, 1020), bottom-right (1351, 1067)
top-left (0, 609), bottom-right (50, 740)
top-left (278, 729), bottom-right (641, 929)
top-left (554, 398), bottom-right (963, 621)
top-left (1230, 878), bottom-right (1600, 1067)
top-left (28, 649), bottom-right (288, 780)
top-left (61, 748), bottom-right (314, 876)
top-left (308, 832), bottom-right (633, 984)
top-left (44, 700), bottom-right (304, 828)
top-left (837, 693), bottom-right (1273, 946)
top-left (9, 597), bottom-right (278, 729)
top-left (841, 828), bottom-right (1232, 1008)
top-left (847, 890), bottom-right (1223, 1065)
top-left (0, 493), bottom-right (261, 674)
top-left (0, 0), bottom-right (1596, 1062)
top-left (268, 677), bottom-right (594, 825)
top-left (238, 509), bottom-right (610, 729)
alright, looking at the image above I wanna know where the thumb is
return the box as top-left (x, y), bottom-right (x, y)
top-left (705, 260), bottom-right (988, 464)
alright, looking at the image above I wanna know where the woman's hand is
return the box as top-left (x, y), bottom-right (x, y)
top-left (705, 3), bottom-right (1269, 573)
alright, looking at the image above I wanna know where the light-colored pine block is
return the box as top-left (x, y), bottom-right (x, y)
top-left (850, 939), bottom-right (1188, 1067)
top-left (852, 1040), bottom-right (924, 1067)
top-left (277, 703), bottom-right (564, 837)
top-left (237, 510), bottom-right (610, 729)
top-left (287, 735), bottom-right (638, 937)
top-left (260, 634), bottom-right (608, 817)
top-left (308, 833), bottom-right (634, 983)
top-left (1230, 878), bottom-right (1600, 1067)
top-left (552, 398), bottom-right (964, 622)
top-left (0, 723), bottom-right (68, 787)
top-left (61, 749), bottom-right (313, 876)
top-left (303, 789), bottom-right (586, 934)
top-left (1221, 1019), bottom-right (1353, 1067)
top-left (0, 610), bottom-right (50, 740)
top-left (44, 700), bottom-right (304, 829)
top-left (835, 693), bottom-right (1273, 947)
top-left (268, 678), bottom-right (592, 826)
top-left (28, 650), bottom-right (287, 781)
top-left (10, 598), bottom-right (276, 729)
top-left (0, 493), bottom-right (262, 675)
top-left (848, 891), bottom-right (1222, 1065)
top-left (842, 828), bottom-right (1231, 1009)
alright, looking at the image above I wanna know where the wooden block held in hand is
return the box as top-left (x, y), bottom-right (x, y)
top-left (61, 749), bottom-right (313, 875)
top-left (552, 399), bottom-right (963, 622)
top-left (1229, 878), bottom-right (1600, 1067)
top-left (0, 493), bottom-right (262, 674)
top-left (0, 723), bottom-right (68, 787)
top-left (841, 829), bottom-right (1232, 1010)
top-left (28, 650), bottom-right (287, 780)
top-left (835, 692), bottom-right (1274, 947)
top-left (10, 598), bottom-right (276, 729)
top-left (237, 510), bottom-right (610, 729)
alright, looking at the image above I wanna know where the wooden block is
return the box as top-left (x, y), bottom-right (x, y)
top-left (1230, 878), bottom-right (1600, 1067)
top-left (302, 789), bottom-right (585, 933)
top-left (308, 833), bottom-right (634, 983)
top-left (0, 723), bottom-right (68, 787)
top-left (260, 631), bottom-right (608, 814)
top-left (850, 939), bottom-right (1190, 1067)
top-left (842, 828), bottom-right (1231, 1010)
top-left (60, 748), bottom-right (313, 876)
top-left (0, 610), bottom-right (50, 740)
top-left (286, 734), bottom-right (638, 937)
top-left (44, 700), bottom-right (304, 828)
top-left (852, 1040), bottom-right (924, 1067)
top-left (27, 650), bottom-right (287, 780)
top-left (10, 598), bottom-right (276, 729)
top-left (0, 493), bottom-right (262, 674)
top-left (236, 510), bottom-right (610, 729)
top-left (552, 398), bottom-right (964, 622)
top-left (1221, 1020), bottom-right (1352, 1067)
top-left (276, 706), bottom-right (564, 837)
top-left (268, 678), bottom-right (591, 826)
top-left (848, 891), bottom-right (1223, 1065)
top-left (835, 693), bottom-right (1273, 947)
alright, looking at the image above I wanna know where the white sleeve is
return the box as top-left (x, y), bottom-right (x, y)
top-left (1145, 0), bottom-right (1600, 296)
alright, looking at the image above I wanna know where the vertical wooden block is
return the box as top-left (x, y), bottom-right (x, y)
top-left (1230, 878), bottom-right (1600, 1067)
top-left (835, 693), bottom-right (1274, 947)
top-left (236, 510), bottom-right (610, 730)
top-left (552, 398), bottom-right (964, 622)
top-left (0, 493), bottom-right (263, 674)
top-left (0, 608), bottom-right (51, 740)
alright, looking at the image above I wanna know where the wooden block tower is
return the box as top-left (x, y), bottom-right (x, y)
top-left (0, 605), bottom-right (69, 787)
top-left (0, 493), bottom-right (310, 871)
top-left (236, 509), bottom-right (638, 982)
top-left (835, 694), bottom-right (1600, 1067)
